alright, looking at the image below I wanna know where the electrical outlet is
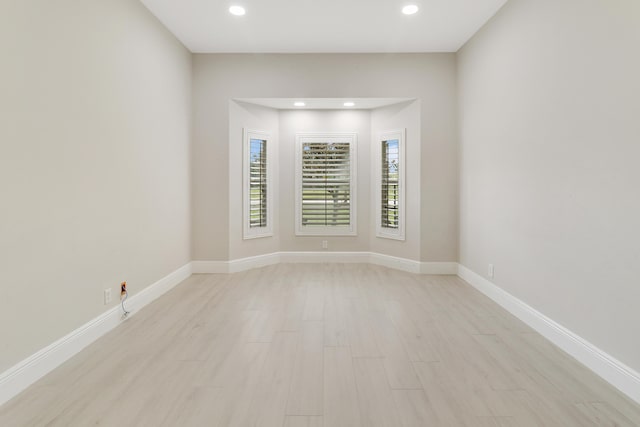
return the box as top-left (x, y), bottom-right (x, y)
top-left (104, 288), bottom-right (112, 305)
top-left (322, 240), bottom-right (328, 249)
top-left (488, 264), bottom-right (494, 279)
top-left (120, 281), bottom-right (127, 300)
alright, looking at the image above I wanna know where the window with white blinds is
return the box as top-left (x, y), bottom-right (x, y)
top-left (249, 138), bottom-right (267, 228)
top-left (381, 139), bottom-right (399, 229)
top-left (296, 133), bottom-right (357, 236)
top-left (376, 129), bottom-right (405, 240)
top-left (243, 129), bottom-right (272, 239)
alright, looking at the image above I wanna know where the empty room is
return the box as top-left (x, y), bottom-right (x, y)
top-left (1, 0), bottom-right (639, 425)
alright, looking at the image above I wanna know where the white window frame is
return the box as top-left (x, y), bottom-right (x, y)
top-left (295, 132), bottom-right (358, 236)
top-left (375, 129), bottom-right (406, 240)
top-left (243, 129), bottom-right (273, 239)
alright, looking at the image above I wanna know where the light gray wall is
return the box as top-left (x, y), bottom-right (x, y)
top-left (458, 0), bottom-right (640, 371)
top-left (0, 0), bottom-right (192, 372)
top-left (192, 54), bottom-right (458, 262)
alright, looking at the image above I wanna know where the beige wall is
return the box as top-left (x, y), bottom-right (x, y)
top-left (458, 0), bottom-right (640, 370)
top-left (192, 54), bottom-right (458, 262)
top-left (0, 0), bottom-right (192, 372)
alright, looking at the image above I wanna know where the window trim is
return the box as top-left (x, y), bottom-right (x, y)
top-left (375, 129), bottom-right (406, 241)
top-left (243, 129), bottom-right (273, 239)
top-left (295, 132), bottom-right (358, 236)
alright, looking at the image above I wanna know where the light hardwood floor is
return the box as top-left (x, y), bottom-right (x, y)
top-left (1, 263), bottom-right (640, 426)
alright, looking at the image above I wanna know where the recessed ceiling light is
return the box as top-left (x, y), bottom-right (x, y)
top-left (343, 102), bottom-right (355, 107)
top-left (294, 102), bottom-right (306, 107)
top-left (229, 5), bottom-right (246, 16)
top-left (402, 5), bottom-right (419, 15)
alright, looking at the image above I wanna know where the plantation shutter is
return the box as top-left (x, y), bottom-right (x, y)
top-left (301, 142), bottom-right (351, 226)
top-left (249, 138), bottom-right (267, 228)
top-left (381, 139), bottom-right (399, 229)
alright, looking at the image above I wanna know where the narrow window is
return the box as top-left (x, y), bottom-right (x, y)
top-left (249, 138), bottom-right (267, 228)
top-left (381, 139), bottom-right (399, 229)
top-left (296, 133), bottom-right (357, 236)
top-left (377, 130), bottom-right (405, 240)
top-left (243, 130), bottom-right (272, 239)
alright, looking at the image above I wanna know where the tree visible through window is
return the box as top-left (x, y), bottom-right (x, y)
top-left (376, 129), bottom-right (404, 240)
top-left (301, 142), bottom-right (351, 226)
top-left (381, 139), bottom-right (399, 229)
top-left (249, 138), bottom-right (267, 228)
top-left (243, 129), bottom-right (271, 239)
top-left (296, 133), bottom-right (357, 236)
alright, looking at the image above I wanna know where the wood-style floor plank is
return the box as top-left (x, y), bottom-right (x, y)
top-left (1, 264), bottom-right (639, 426)
top-left (353, 357), bottom-right (401, 427)
top-left (286, 321), bottom-right (324, 416)
top-left (323, 346), bottom-right (361, 427)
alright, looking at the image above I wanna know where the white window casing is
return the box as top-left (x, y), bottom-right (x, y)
top-left (243, 129), bottom-right (273, 239)
top-left (375, 129), bottom-right (405, 240)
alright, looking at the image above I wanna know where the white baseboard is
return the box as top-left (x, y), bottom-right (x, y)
top-left (457, 264), bottom-right (640, 405)
top-left (192, 255), bottom-right (279, 274)
top-left (0, 262), bottom-right (193, 407)
top-left (192, 251), bottom-right (452, 276)
top-left (369, 252), bottom-right (420, 273)
top-left (229, 252), bottom-right (281, 273)
top-left (125, 263), bottom-right (193, 313)
top-left (191, 260), bottom-right (229, 274)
